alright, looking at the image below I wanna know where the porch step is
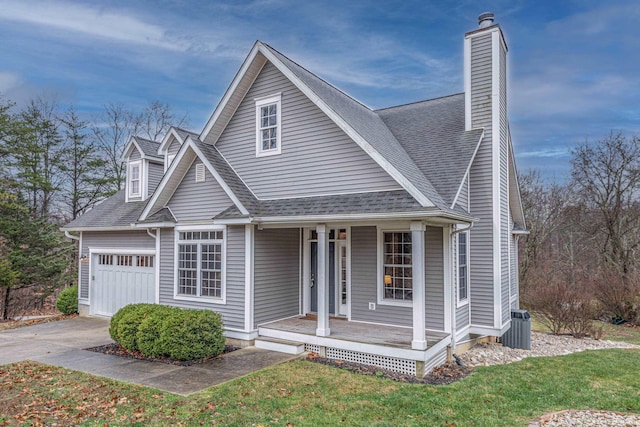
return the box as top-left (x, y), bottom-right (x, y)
top-left (254, 337), bottom-right (305, 355)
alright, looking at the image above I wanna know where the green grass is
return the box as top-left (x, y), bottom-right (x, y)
top-left (1, 348), bottom-right (639, 426)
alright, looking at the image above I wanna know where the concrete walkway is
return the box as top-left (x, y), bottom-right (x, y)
top-left (0, 317), bottom-right (300, 395)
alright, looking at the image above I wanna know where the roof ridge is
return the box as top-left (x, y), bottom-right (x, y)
top-left (174, 126), bottom-right (199, 135)
top-left (260, 42), bottom-right (373, 112)
top-left (375, 92), bottom-right (464, 112)
top-left (134, 135), bottom-right (161, 145)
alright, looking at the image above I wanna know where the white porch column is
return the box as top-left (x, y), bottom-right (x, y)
top-left (316, 224), bottom-right (330, 336)
top-left (411, 222), bottom-right (427, 350)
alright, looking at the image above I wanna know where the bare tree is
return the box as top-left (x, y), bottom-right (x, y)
top-left (571, 131), bottom-right (640, 275)
top-left (92, 104), bottom-right (141, 194)
top-left (139, 100), bottom-right (188, 142)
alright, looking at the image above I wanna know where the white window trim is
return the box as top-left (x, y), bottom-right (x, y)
top-left (255, 93), bottom-right (282, 157)
top-left (173, 226), bottom-right (227, 304)
top-left (128, 160), bottom-right (142, 199)
top-left (377, 227), bottom-right (413, 307)
top-left (457, 231), bottom-right (470, 308)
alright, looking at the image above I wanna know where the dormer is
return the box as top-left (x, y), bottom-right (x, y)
top-left (158, 127), bottom-right (200, 172)
top-left (122, 136), bottom-right (163, 202)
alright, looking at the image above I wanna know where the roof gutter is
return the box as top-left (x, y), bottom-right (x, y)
top-left (63, 230), bottom-right (80, 241)
top-left (61, 226), bottom-right (137, 232)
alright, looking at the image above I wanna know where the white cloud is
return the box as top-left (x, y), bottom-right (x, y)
top-left (0, 72), bottom-right (21, 93)
top-left (0, 1), bottom-right (187, 51)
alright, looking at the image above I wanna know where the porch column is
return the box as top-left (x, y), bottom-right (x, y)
top-left (411, 222), bottom-right (427, 350)
top-left (316, 224), bottom-right (330, 336)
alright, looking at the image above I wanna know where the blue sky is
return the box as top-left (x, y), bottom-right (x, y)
top-left (1, 0), bottom-right (638, 180)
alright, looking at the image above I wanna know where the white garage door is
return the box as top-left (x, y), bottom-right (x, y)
top-left (91, 253), bottom-right (155, 316)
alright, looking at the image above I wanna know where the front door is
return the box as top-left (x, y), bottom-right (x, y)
top-left (309, 228), bottom-right (347, 317)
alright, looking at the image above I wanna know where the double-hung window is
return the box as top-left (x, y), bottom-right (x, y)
top-left (381, 231), bottom-right (413, 303)
top-left (129, 161), bottom-right (141, 198)
top-left (457, 231), bottom-right (469, 304)
top-left (177, 230), bottom-right (224, 300)
top-left (255, 94), bottom-right (281, 157)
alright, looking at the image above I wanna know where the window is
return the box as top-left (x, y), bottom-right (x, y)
top-left (177, 229), bottom-right (224, 299)
top-left (458, 231), bottom-right (469, 304)
top-left (129, 161), bottom-right (141, 197)
top-left (255, 94), bottom-right (281, 157)
top-left (381, 231), bottom-right (413, 302)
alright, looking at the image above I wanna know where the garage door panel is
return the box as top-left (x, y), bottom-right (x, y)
top-left (91, 254), bottom-right (155, 316)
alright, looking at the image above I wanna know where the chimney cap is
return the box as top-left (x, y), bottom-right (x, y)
top-left (478, 12), bottom-right (495, 28)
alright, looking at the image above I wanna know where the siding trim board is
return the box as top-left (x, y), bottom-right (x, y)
top-left (491, 30), bottom-right (503, 330)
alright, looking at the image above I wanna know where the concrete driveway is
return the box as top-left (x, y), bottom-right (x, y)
top-left (0, 317), bottom-right (299, 395)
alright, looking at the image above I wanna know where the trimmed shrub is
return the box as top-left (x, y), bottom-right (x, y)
top-left (160, 309), bottom-right (225, 360)
top-left (56, 285), bottom-right (78, 315)
top-left (109, 303), bottom-right (149, 343)
top-left (117, 304), bottom-right (157, 352)
top-left (137, 305), bottom-right (173, 357)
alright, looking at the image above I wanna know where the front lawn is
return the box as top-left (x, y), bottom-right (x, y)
top-left (531, 313), bottom-right (640, 345)
top-left (1, 348), bottom-right (639, 426)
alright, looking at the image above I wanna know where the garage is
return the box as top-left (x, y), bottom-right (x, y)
top-left (90, 252), bottom-right (156, 316)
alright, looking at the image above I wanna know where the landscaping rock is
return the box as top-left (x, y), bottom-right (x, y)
top-left (529, 409), bottom-right (640, 427)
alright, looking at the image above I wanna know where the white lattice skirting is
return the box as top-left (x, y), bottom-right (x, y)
top-left (304, 344), bottom-right (417, 376)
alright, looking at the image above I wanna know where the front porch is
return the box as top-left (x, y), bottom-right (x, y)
top-left (257, 316), bottom-right (450, 377)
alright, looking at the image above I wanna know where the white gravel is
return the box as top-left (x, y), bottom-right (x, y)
top-left (459, 332), bottom-right (640, 426)
top-left (459, 331), bottom-right (638, 367)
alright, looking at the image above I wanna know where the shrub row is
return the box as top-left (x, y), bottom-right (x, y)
top-left (109, 304), bottom-right (225, 361)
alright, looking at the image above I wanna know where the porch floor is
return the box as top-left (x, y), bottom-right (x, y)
top-left (259, 317), bottom-right (449, 350)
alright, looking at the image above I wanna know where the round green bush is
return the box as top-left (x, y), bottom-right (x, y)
top-left (56, 285), bottom-right (78, 315)
top-left (109, 303), bottom-right (149, 343)
top-left (136, 305), bottom-right (174, 358)
top-left (159, 309), bottom-right (225, 360)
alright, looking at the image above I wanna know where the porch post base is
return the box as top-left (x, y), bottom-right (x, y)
top-left (411, 339), bottom-right (427, 350)
top-left (316, 328), bottom-right (331, 337)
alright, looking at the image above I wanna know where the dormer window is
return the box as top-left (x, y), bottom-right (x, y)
top-left (255, 94), bottom-right (281, 157)
top-left (129, 160), bottom-right (141, 198)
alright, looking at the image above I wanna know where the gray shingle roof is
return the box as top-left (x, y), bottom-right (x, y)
top-left (376, 94), bottom-right (483, 208)
top-left (63, 190), bottom-right (146, 229)
top-left (139, 207), bottom-right (176, 224)
top-left (212, 190), bottom-right (463, 220)
top-left (174, 127), bottom-right (199, 142)
top-left (262, 43), bottom-right (447, 209)
top-left (134, 136), bottom-right (162, 160)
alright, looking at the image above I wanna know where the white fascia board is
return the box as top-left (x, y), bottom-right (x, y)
top-left (138, 140), bottom-right (195, 221)
top-left (507, 129), bottom-right (526, 229)
top-left (88, 247), bottom-right (155, 255)
top-left (256, 45), bottom-right (434, 208)
top-left (451, 128), bottom-right (485, 209)
top-left (158, 127), bottom-right (182, 155)
top-left (200, 41), bottom-right (263, 141)
top-left (133, 222), bottom-right (175, 228)
top-left (120, 136), bottom-right (137, 163)
top-left (213, 217), bottom-right (252, 225)
top-left (61, 226), bottom-right (136, 232)
top-left (186, 138), bottom-right (250, 216)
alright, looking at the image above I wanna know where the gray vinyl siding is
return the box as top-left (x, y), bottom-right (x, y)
top-left (468, 32), bottom-right (495, 327)
top-left (168, 139), bottom-right (181, 156)
top-left (254, 228), bottom-right (300, 326)
top-left (499, 44), bottom-right (510, 326)
top-left (456, 175), bottom-right (469, 211)
top-left (129, 147), bottom-right (141, 161)
top-left (351, 226), bottom-right (411, 326)
top-left (148, 161), bottom-right (164, 194)
top-left (167, 159), bottom-right (234, 221)
top-left (79, 230), bottom-right (155, 300)
top-left (158, 226), bottom-right (245, 330)
top-left (424, 227), bottom-right (444, 330)
top-left (216, 61), bottom-right (401, 199)
top-left (456, 302), bottom-right (470, 329)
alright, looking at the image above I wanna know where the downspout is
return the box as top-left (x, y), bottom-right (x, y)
top-left (146, 228), bottom-right (157, 239)
top-left (449, 222), bottom-right (473, 357)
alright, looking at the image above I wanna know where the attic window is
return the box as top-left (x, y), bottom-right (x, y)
top-left (129, 161), bottom-right (141, 198)
top-left (255, 94), bottom-right (281, 157)
top-left (195, 163), bottom-right (205, 183)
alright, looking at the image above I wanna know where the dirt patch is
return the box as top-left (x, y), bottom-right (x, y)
top-left (306, 352), bottom-right (472, 385)
top-left (0, 313), bottom-right (77, 332)
top-left (85, 343), bottom-right (240, 366)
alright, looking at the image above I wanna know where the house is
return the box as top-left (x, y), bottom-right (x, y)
top-left (62, 12), bottom-right (526, 377)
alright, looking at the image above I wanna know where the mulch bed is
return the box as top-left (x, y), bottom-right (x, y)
top-left (86, 343), bottom-right (240, 366)
top-left (306, 352), bottom-right (472, 385)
